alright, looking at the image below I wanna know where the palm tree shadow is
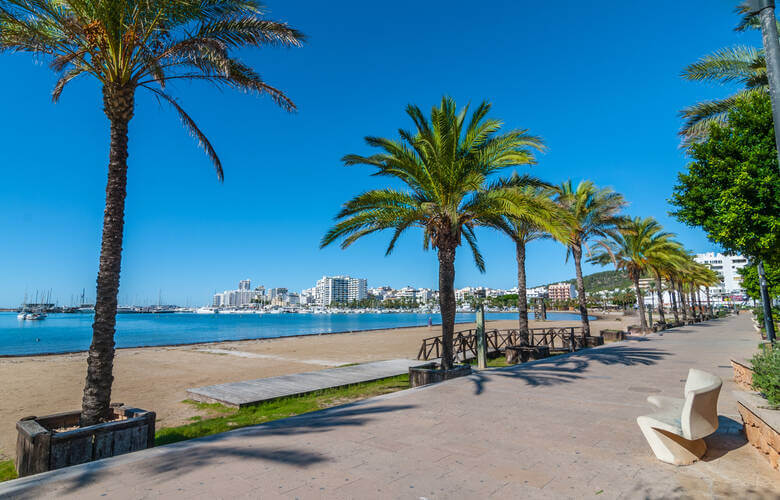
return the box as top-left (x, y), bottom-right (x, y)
top-left (8, 402), bottom-right (416, 498)
top-left (468, 344), bottom-right (671, 395)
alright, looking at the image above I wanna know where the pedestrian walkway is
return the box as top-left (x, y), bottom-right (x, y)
top-left (186, 359), bottom-right (424, 407)
top-left (1, 316), bottom-right (777, 499)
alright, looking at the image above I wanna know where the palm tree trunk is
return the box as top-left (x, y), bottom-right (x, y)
top-left (670, 279), bottom-right (679, 323)
top-left (706, 288), bottom-right (712, 315)
top-left (653, 271), bottom-right (666, 324)
top-left (696, 288), bottom-right (703, 317)
top-left (515, 240), bottom-right (530, 345)
top-left (438, 245), bottom-right (456, 371)
top-left (678, 283), bottom-right (688, 321)
top-left (80, 85), bottom-right (135, 427)
top-left (633, 275), bottom-right (648, 329)
top-left (570, 244), bottom-right (590, 339)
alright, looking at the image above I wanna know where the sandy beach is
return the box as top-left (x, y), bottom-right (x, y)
top-left (0, 313), bottom-right (629, 460)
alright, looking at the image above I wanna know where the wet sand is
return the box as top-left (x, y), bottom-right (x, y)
top-left (0, 313), bottom-right (630, 460)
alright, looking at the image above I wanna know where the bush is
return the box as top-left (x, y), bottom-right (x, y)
top-left (753, 306), bottom-right (780, 334)
top-left (751, 343), bottom-right (780, 406)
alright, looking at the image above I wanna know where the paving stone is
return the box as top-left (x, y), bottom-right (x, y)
top-left (2, 316), bottom-right (779, 499)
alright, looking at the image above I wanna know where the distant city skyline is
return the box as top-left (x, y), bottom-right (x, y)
top-left (0, 1), bottom-right (745, 306)
top-left (13, 248), bottom-right (745, 309)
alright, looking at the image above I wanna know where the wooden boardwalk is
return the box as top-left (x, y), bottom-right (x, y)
top-left (186, 359), bottom-right (425, 407)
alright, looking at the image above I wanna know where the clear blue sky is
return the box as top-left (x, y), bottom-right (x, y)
top-left (0, 0), bottom-right (756, 306)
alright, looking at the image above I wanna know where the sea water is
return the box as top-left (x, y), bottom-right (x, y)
top-left (0, 311), bottom-right (588, 356)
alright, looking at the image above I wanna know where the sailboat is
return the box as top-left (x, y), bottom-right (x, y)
top-left (76, 288), bottom-right (95, 313)
top-left (17, 291), bottom-right (47, 320)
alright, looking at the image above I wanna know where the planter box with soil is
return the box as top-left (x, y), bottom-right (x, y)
top-left (583, 336), bottom-right (604, 348)
top-left (16, 405), bottom-right (155, 477)
top-left (599, 329), bottom-right (625, 342)
top-left (505, 345), bottom-right (551, 365)
top-left (409, 363), bottom-right (471, 388)
top-left (627, 325), bottom-right (654, 335)
top-left (733, 391), bottom-right (779, 471)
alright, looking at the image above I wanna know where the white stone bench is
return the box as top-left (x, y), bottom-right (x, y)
top-left (636, 368), bottom-right (722, 465)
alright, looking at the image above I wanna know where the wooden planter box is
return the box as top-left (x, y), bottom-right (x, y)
top-left (409, 363), bottom-right (471, 388)
top-left (583, 336), bottom-right (604, 348)
top-left (16, 405), bottom-right (155, 477)
top-left (627, 325), bottom-right (653, 335)
top-left (734, 391), bottom-right (779, 471)
top-left (599, 329), bottom-right (625, 342)
top-left (505, 345), bottom-right (551, 365)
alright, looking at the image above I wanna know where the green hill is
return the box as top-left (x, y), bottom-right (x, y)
top-left (540, 270), bottom-right (631, 293)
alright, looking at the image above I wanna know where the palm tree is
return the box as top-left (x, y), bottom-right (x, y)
top-left (487, 184), bottom-right (571, 345)
top-left (679, 14), bottom-right (771, 140)
top-left (647, 244), bottom-right (686, 325)
top-left (589, 217), bottom-right (680, 331)
top-left (556, 180), bottom-right (626, 340)
top-left (321, 97), bottom-right (545, 370)
top-left (0, 0), bottom-right (304, 426)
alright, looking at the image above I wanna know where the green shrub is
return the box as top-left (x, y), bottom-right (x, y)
top-left (753, 306), bottom-right (780, 334)
top-left (751, 343), bottom-right (780, 406)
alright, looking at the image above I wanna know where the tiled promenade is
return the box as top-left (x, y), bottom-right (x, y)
top-left (1, 315), bottom-right (778, 499)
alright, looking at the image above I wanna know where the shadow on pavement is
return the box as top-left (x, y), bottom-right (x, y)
top-left (7, 402), bottom-right (416, 498)
top-left (468, 343), bottom-right (671, 395)
top-left (701, 415), bottom-right (749, 461)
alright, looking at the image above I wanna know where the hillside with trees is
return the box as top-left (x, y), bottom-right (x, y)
top-left (539, 270), bottom-right (631, 293)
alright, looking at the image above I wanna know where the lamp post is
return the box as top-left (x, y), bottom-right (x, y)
top-left (741, 0), bottom-right (779, 343)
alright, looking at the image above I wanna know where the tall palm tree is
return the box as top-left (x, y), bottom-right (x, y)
top-left (556, 180), bottom-right (626, 339)
top-left (647, 244), bottom-right (686, 325)
top-left (589, 217), bottom-right (680, 331)
top-left (0, 0), bottom-right (304, 426)
top-left (679, 13), bottom-right (771, 141)
top-left (487, 184), bottom-right (570, 345)
top-left (322, 97), bottom-right (545, 370)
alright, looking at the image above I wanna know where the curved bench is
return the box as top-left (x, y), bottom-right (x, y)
top-left (636, 369), bottom-right (722, 465)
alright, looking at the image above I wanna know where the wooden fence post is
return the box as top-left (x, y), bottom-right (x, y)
top-left (476, 305), bottom-right (487, 369)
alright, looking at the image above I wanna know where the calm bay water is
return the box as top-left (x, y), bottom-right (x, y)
top-left (0, 311), bottom-right (586, 356)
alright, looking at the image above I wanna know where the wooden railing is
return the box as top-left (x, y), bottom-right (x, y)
top-left (417, 326), bottom-right (584, 362)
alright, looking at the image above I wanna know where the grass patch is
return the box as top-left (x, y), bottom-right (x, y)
top-left (156, 374), bottom-right (409, 446)
top-left (468, 356), bottom-right (511, 368)
top-left (0, 460), bottom-right (17, 482)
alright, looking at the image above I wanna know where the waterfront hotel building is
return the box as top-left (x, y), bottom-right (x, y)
top-left (315, 276), bottom-right (368, 306)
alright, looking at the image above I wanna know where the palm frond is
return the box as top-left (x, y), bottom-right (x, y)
top-left (144, 85), bottom-right (224, 181)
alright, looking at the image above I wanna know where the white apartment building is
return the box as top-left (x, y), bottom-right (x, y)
top-left (315, 276), bottom-right (368, 306)
top-left (694, 252), bottom-right (748, 294)
top-left (417, 288), bottom-right (435, 302)
top-left (213, 279), bottom-right (265, 307)
top-left (526, 286), bottom-right (548, 299)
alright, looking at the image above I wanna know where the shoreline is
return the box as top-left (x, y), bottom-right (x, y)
top-left (0, 311), bottom-right (601, 359)
top-left (0, 313), bottom-right (627, 459)
top-left (0, 317), bottom-right (478, 359)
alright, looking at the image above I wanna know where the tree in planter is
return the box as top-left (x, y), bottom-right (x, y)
top-left (589, 217), bottom-right (681, 331)
top-left (486, 184), bottom-right (571, 345)
top-left (556, 180), bottom-right (626, 340)
top-left (0, 0), bottom-right (304, 426)
top-left (322, 97), bottom-right (545, 370)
